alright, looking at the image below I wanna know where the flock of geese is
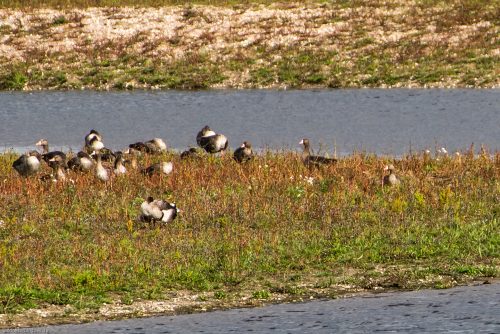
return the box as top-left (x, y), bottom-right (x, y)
top-left (10, 125), bottom-right (400, 225)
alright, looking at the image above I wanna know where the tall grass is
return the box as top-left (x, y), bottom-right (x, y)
top-left (0, 148), bottom-right (498, 313)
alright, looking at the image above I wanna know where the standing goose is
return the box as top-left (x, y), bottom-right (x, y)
top-left (113, 151), bottom-right (127, 175)
top-left (124, 147), bottom-right (139, 169)
top-left (383, 164), bottom-right (400, 186)
top-left (84, 129), bottom-right (102, 147)
top-left (139, 196), bottom-right (179, 224)
top-left (299, 138), bottom-right (336, 167)
top-left (141, 161), bottom-right (173, 177)
top-left (196, 125), bottom-right (228, 154)
top-left (12, 151), bottom-right (41, 177)
top-left (95, 154), bottom-right (110, 182)
top-left (67, 151), bottom-right (94, 172)
top-left (36, 139), bottom-right (66, 165)
top-left (41, 155), bottom-right (67, 182)
top-left (233, 141), bottom-right (254, 163)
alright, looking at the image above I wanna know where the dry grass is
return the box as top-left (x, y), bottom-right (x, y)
top-left (0, 1), bottom-right (498, 89)
top-left (0, 147), bottom-right (498, 319)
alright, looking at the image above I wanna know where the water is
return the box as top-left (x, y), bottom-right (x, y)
top-left (0, 89), bottom-right (499, 155)
top-left (4, 282), bottom-right (498, 333)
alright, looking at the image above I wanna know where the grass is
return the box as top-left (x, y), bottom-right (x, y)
top-left (0, 1), bottom-right (498, 89)
top-left (0, 148), bottom-right (498, 317)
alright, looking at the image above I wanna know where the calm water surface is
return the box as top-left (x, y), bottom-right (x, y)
top-left (0, 89), bottom-right (499, 155)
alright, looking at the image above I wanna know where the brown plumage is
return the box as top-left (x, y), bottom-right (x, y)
top-left (299, 138), bottom-right (336, 167)
top-left (233, 141), bottom-right (254, 163)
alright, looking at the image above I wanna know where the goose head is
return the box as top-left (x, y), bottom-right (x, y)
top-left (36, 139), bottom-right (49, 152)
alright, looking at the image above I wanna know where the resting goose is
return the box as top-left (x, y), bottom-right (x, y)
top-left (141, 161), bottom-right (173, 177)
top-left (139, 196), bottom-right (179, 224)
top-left (196, 125), bottom-right (228, 154)
top-left (383, 164), bottom-right (400, 186)
top-left (113, 151), bottom-right (127, 175)
top-left (12, 151), bottom-right (41, 177)
top-left (129, 138), bottom-right (167, 154)
top-left (299, 138), bottom-right (336, 167)
top-left (233, 141), bottom-right (254, 163)
top-left (95, 154), bottom-right (110, 182)
top-left (36, 139), bottom-right (66, 165)
top-left (180, 147), bottom-right (200, 160)
top-left (67, 151), bottom-right (94, 172)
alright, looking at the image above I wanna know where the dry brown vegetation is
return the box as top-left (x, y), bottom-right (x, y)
top-left (0, 147), bottom-right (499, 327)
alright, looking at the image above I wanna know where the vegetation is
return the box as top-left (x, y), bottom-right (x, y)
top-left (0, 0), bottom-right (498, 89)
top-left (0, 147), bottom-right (498, 323)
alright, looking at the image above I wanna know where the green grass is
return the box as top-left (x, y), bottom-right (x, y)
top-left (0, 149), bottom-right (498, 314)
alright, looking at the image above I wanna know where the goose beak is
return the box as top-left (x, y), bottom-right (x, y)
top-left (240, 143), bottom-right (245, 148)
top-left (299, 139), bottom-right (304, 145)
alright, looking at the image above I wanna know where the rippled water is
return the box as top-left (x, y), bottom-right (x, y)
top-left (3, 283), bottom-right (498, 333)
top-left (0, 89), bottom-right (498, 155)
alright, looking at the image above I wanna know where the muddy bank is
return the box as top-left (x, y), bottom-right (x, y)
top-left (0, 1), bottom-right (498, 90)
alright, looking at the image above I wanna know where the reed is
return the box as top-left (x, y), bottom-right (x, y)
top-left (0, 148), bottom-right (498, 315)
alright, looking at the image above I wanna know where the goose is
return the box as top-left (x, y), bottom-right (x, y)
top-left (12, 151), bottom-right (41, 177)
top-left (180, 147), bottom-right (200, 160)
top-left (139, 196), bottom-right (179, 224)
top-left (233, 141), bottom-right (254, 163)
top-left (383, 164), bottom-right (400, 186)
top-left (35, 139), bottom-right (66, 165)
top-left (124, 147), bottom-right (139, 169)
top-left (67, 151), bottom-right (94, 172)
top-left (299, 138), bottom-right (336, 167)
top-left (87, 136), bottom-right (104, 153)
top-left (113, 151), bottom-right (127, 175)
top-left (129, 138), bottom-right (167, 154)
top-left (95, 154), bottom-right (110, 182)
top-left (84, 129), bottom-right (102, 147)
top-left (141, 161), bottom-right (173, 177)
top-left (196, 125), bottom-right (228, 154)
top-left (40, 155), bottom-right (67, 182)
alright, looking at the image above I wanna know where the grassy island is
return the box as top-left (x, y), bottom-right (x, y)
top-left (0, 0), bottom-right (498, 90)
top-left (0, 148), bottom-right (498, 327)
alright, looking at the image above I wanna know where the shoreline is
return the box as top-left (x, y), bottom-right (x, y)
top-left (1, 278), bottom-right (496, 329)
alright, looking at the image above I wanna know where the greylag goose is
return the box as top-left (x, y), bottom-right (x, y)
top-left (84, 129), bottom-right (102, 147)
top-left (180, 147), bottom-right (200, 160)
top-left (36, 139), bottom-right (66, 165)
top-left (12, 151), bottom-right (41, 177)
top-left (113, 151), bottom-right (127, 175)
top-left (139, 196), bottom-right (179, 224)
top-left (196, 125), bottom-right (228, 154)
top-left (95, 154), bottom-right (110, 182)
top-left (67, 151), bottom-right (94, 172)
top-left (233, 141), bottom-right (254, 163)
top-left (124, 148), bottom-right (139, 169)
top-left (383, 164), bottom-right (400, 186)
top-left (41, 155), bottom-right (67, 182)
top-left (299, 138), bottom-right (336, 167)
top-left (129, 138), bottom-right (167, 154)
top-left (141, 161), bottom-right (173, 177)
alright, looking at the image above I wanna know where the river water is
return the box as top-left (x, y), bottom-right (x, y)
top-left (2, 282), bottom-right (498, 333)
top-left (0, 89), bottom-right (499, 155)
